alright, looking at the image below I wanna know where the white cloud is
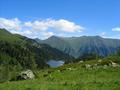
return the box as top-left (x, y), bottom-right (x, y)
top-left (24, 19), bottom-right (84, 32)
top-left (0, 17), bottom-right (84, 39)
top-left (0, 18), bottom-right (21, 31)
top-left (101, 32), bottom-right (106, 36)
top-left (112, 27), bottom-right (120, 31)
top-left (25, 20), bottom-right (49, 31)
top-left (50, 19), bottom-right (84, 32)
top-left (24, 22), bottom-right (32, 27)
top-left (102, 36), bottom-right (120, 39)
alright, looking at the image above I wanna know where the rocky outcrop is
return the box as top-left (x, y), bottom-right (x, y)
top-left (17, 70), bottom-right (35, 80)
top-left (109, 61), bottom-right (120, 67)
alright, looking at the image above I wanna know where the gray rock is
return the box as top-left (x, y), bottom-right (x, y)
top-left (79, 61), bottom-right (84, 63)
top-left (98, 59), bottom-right (102, 63)
top-left (103, 65), bottom-right (108, 69)
top-left (17, 70), bottom-right (35, 80)
top-left (110, 61), bottom-right (119, 67)
top-left (85, 64), bottom-right (91, 69)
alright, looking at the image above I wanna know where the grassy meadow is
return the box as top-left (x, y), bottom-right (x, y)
top-left (0, 60), bottom-right (120, 90)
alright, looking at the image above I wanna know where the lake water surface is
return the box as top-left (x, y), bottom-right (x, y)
top-left (47, 60), bottom-right (64, 68)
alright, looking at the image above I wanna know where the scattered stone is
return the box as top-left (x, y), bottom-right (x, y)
top-left (110, 61), bottom-right (119, 67)
top-left (98, 59), bottom-right (102, 63)
top-left (57, 70), bottom-right (61, 72)
top-left (79, 61), bottom-right (84, 63)
top-left (17, 70), bottom-right (35, 80)
top-left (103, 65), bottom-right (108, 69)
top-left (85, 64), bottom-right (91, 69)
top-left (92, 64), bottom-right (98, 69)
top-left (94, 64), bottom-right (98, 67)
top-left (67, 68), bottom-right (72, 70)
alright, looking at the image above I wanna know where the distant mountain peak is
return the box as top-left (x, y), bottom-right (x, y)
top-left (49, 35), bottom-right (60, 39)
top-left (46, 35), bottom-right (63, 40)
top-left (35, 38), bottom-right (41, 41)
top-left (38, 35), bottom-right (120, 58)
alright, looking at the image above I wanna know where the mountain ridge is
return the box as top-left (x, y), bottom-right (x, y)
top-left (0, 29), bottom-right (73, 70)
top-left (36, 35), bottom-right (120, 58)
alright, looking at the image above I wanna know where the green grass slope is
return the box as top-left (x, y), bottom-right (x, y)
top-left (0, 29), bottom-right (23, 43)
top-left (0, 58), bottom-right (120, 90)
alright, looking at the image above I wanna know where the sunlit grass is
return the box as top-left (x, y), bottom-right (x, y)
top-left (0, 63), bottom-right (120, 90)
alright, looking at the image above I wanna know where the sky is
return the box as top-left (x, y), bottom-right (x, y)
top-left (0, 0), bottom-right (120, 39)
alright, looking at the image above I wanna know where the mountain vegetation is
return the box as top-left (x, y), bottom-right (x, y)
top-left (0, 55), bottom-right (120, 90)
top-left (0, 29), bottom-right (120, 90)
top-left (0, 28), bottom-right (73, 82)
top-left (37, 36), bottom-right (120, 58)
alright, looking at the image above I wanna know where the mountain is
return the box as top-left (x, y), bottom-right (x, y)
top-left (36, 35), bottom-right (120, 58)
top-left (0, 29), bottom-right (73, 70)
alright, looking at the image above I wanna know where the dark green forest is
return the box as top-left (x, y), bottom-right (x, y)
top-left (0, 29), bottom-right (73, 82)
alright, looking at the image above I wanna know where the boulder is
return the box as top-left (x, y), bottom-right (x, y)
top-left (98, 59), bottom-right (102, 63)
top-left (85, 64), bottom-right (91, 69)
top-left (103, 65), bottom-right (108, 69)
top-left (92, 64), bottom-right (98, 69)
top-left (17, 70), bottom-right (35, 80)
top-left (67, 68), bottom-right (72, 70)
top-left (110, 61), bottom-right (119, 67)
top-left (79, 61), bottom-right (84, 63)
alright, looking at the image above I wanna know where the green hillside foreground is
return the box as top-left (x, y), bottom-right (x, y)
top-left (0, 59), bottom-right (120, 90)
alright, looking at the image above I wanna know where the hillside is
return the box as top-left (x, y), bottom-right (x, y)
top-left (0, 56), bottom-right (120, 90)
top-left (0, 29), bottom-right (120, 89)
top-left (0, 28), bottom-right (73, 82)
top-left (37, 36), bottom-right (120, 58)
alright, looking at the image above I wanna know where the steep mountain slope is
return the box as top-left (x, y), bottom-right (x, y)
top-left (36, 36), bottom-right (72, 54)
top-left (0, 29), bottom-right (73, 70)
top-left (36, 36), bottom-right (120, 58)
top-left (0, 29), bottom-right (23, 42)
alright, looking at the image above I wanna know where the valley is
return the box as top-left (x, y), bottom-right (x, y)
top-left (1, 0), bottom-right (120, 89)
top-left (0, 28), bottom-right (120, 90)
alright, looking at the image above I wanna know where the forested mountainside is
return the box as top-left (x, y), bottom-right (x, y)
top-left (0, 29), bottom-right (73, 70)
top-left (37, 36), bottom-right (120, 58)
